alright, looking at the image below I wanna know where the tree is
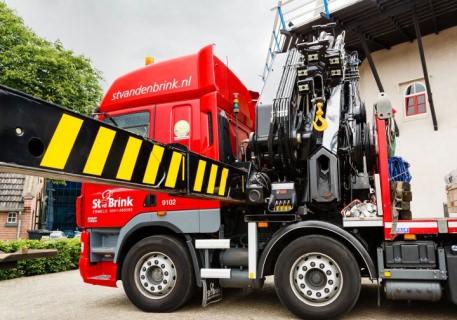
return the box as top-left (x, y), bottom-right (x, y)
top-left (0, 3), bottom-right (103, 114)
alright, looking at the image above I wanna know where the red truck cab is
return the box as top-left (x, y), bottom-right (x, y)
top-left (76, 45), bottom-right (257, 286)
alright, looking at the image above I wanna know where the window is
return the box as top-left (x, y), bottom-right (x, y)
top-left (7, 212), bottom-right (17, 223)
top-left (404, 82), bottom-right (426, 116)
top-left (103, 111), bottom-right (150, 137)
top-left (5, 212), bottom-right (18, 226)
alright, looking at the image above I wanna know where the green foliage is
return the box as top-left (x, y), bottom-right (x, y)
top-left (0, 238), bottom-right (81, 280)
top-left (0, 3), bottom-right (103, 114)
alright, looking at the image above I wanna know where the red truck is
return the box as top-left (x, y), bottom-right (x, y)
top-left (2, 26), bottom-right (457, 320)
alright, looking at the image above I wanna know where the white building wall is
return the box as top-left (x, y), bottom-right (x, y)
top-left (359, 26), bottom-right (457, 218)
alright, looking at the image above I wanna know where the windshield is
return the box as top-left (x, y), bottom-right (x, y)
top-left (103, 111), bottom-right (150, 137)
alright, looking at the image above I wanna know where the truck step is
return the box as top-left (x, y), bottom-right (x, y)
top-left (90, 247), bottom-right (115, 255)
top-left (88, 274), bottom-right (112, 280)
top-left (195, 239), bottom-right (230, 249)
top-left (201, 268), bottom-right (231, 279)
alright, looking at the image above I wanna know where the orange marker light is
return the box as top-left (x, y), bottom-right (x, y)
top-left (145, 56), bottom-right (155, 65)
top-left (157, 211), bottom-right (167, 217)
top-left (404, 234), bottom-right (417, 240)
top-left (258, 222), bottom-right (268, 228)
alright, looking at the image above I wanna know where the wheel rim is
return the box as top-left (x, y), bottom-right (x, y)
top-left (134, 251), bottom-right (177, 299)
top-left (290, 252), bottom-right (343, 307)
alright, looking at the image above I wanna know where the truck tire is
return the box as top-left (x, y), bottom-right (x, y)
top-left (274, 235), bottom-right (361, 320)
top-left (121, 235), bottom-right (195, 312)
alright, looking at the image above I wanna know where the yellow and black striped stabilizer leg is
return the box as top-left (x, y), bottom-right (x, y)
top-left (0, 85), bottom-right (247, 201)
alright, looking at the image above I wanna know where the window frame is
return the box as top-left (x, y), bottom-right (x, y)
top-left (404, 82), bottom-right (427, 117)
top-left (5, 212), bottom-right (18, 227)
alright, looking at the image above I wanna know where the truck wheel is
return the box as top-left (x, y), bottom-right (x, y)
top-left (121, 235), bottom-right (195, 312)
top-left (274, 235), bottom-right (361, 320)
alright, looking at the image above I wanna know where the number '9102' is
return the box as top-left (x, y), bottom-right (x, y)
top-left (162, 199), bottom-right (177, 206)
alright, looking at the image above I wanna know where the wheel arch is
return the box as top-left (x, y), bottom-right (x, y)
top-left (259, 220), bottom-right (377, 279)
top-left (114, 222), bottom-right (202, 286)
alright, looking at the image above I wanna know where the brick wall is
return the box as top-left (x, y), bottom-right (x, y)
top-left (0, 175), bottom-right (44, 241)
top-left (0, 211), bottom-right (20, 240)
top-left (0, 207), bottom-right (34, 240)
top-left (20, 199), bottom-right (33, 239)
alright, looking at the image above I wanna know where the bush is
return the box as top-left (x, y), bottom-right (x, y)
top-left (0, 238), bottom-right (81, 280)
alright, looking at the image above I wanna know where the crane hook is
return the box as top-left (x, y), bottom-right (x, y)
top-left (313, 102), bottom-right (328, 132)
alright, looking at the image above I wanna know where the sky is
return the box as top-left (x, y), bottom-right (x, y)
top-left (3, 0), bottom-right (280, 93)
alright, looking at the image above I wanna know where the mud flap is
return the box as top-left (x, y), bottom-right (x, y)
top-left (202, 279), bottom-right (222, 307)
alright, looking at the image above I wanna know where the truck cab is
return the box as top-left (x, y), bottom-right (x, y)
top-left (76, 45), bottom-right (257, 286)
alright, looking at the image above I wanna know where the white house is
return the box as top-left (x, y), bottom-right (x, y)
top-left (359, 25), bottom-right (457, 218)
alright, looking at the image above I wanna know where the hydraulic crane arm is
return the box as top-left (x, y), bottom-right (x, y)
top-left (0, 85), bottom-right (247, 202)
